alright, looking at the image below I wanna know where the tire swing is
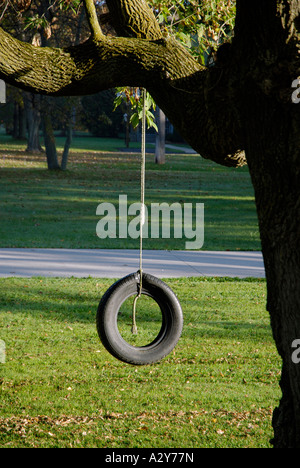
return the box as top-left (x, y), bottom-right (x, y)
top-left (96, 89), bottom-right (183, 365)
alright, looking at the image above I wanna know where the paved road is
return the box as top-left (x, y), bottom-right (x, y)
top-left (0, 248), bottom-right (265, 278)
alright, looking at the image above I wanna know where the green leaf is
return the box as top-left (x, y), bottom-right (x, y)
top-left (130, 113), bottom-right (140, 129)
top-left (114, 87), bottom-right (158, 132)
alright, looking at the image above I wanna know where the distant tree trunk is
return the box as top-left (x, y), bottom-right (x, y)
top-left (13, 101), bottom-right (27, 139)
top-left (125, 101), bottom-right (130, 148)
top-left (75, 7), bottom-right (86, 45)
top-left (42, 98), bottom-right (75, 170)
top-left (24, 92), bottom-right (43, 153)
top-left (12, 101), bottom-right (19, 139)
top-left (61, 119), bottom-right (73, 171)
top-left (42, 102), bottom-right (60, 170)
top-left (155, 106), bottom-right (165, 164)
top-left (18, 102), bottom-right (26, 139)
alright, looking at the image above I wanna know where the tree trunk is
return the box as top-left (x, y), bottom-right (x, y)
top-left (24, 93), bottom-right (43, 153)
top-left (13, 101), bottom-right (27, 139)
top-left (12, 102), bottom-right (19, 139)
top-left (61, 119), bottom-right (73, 171)
top-left (125, 101), bottom-right (131, 148)
top-left (243, 94), bottom-right (300, 447)
top-left (235, 0), bottom-right (300, 447)
top-left (42, 108), bottom-right (60, 170)
top-left (155, 107), bottom-right (165, 165)
top-left (18, 102), bottom-right (26, 140)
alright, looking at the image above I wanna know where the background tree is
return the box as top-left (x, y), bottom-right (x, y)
top-left (0, 0), bottom-right (43, 151)
top-left (23, 0), bottom-right (89, 168)
top-left (0, 0), bottom-right (100, 168)
top-left (81, 89), bottom-right (124, 137)
top-left (0, 0), bottom-right (300, 447)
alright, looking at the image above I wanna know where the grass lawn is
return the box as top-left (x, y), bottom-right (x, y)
top-left (0, 276), bottom-right (281, 448)
top-left (0, 135), bottom-right (277, 449)
top-left (0, 135), bottom-right (261, 251)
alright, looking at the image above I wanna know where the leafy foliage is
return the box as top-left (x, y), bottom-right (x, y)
top-left (23, 0), bottom-right (81, 31)
top-left (114, 87), bottom-right (158, 132)
top-left (113, 1), bottom-right (236, 131)
top-left (150, 0), bottom-right (236, 65)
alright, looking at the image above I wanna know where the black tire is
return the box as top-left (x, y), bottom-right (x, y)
top-left (96, 272), bottom-right (183, 365)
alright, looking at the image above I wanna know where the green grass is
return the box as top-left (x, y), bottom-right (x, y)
top-left (0, 276), bottom-right (281, 448)
top-left (0, 133), bottom-right (139, 153)
top-left (0, 136), bottom-right (261, 251)
top-left (0, 132), bottom-right (183, 154)
top-left (0, 136), bottom-right (273, 448)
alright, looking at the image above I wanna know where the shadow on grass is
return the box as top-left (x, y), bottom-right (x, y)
top-left (0, 278), bottom-right (272, 345)
top-left (185, 320), bottom-right (273, 343)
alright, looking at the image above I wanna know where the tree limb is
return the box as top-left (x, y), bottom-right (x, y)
top-left (0, 26), bottom-right (199, 95)
top-left (0, 4), bottom-right (246, 168)
top-left (83, 0), bottom-right (104, 41)
top-left (106, 0), bottom-right (162, 39)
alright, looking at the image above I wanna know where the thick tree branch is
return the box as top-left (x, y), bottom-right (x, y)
top-left (106, 0), bottom-right (162, 39)
top-left (0, 2), bottom-right (246, 168)
top-left (0, 24), bottom-right (246, 167)
top-left (0, 27), bottom-right (199, 95)
top-left (83, 0), bottom-right (104, 41)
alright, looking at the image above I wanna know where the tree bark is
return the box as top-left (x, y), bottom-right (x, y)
top-left (244, 91), bottom-right (300, 448)
top-left (106, 0), bottom-right (162, 40)
top-left (234, 0), bottom-right (300, 447)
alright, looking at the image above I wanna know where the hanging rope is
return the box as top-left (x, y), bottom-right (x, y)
top-left (131, 88), bottom-right (146, 335)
